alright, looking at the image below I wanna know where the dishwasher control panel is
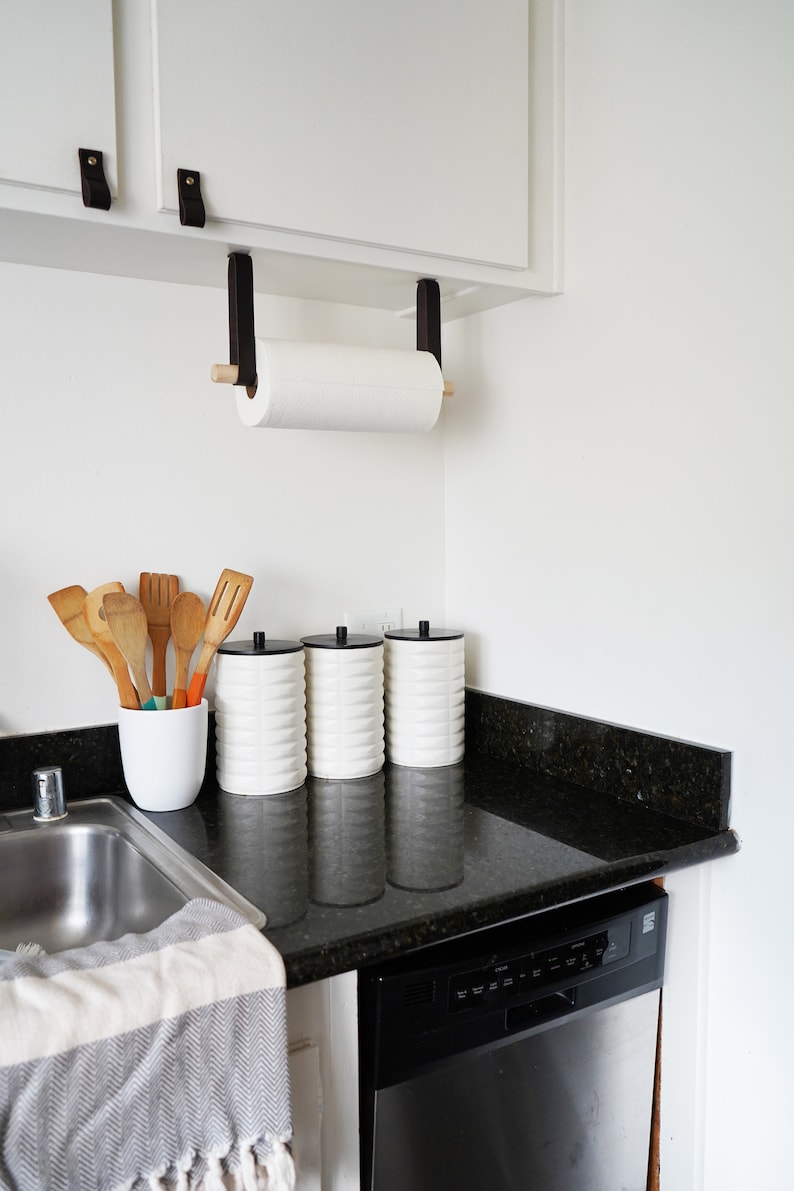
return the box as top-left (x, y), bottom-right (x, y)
top-left (360, 882), bottom-right (668, 1090)
top-left (449, 921), bottom-right (632, 1011)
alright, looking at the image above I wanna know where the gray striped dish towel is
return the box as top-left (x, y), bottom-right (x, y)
top-left (0, 898), bottom-right (295, 1190)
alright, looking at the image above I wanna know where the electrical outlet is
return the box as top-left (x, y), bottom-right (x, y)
top-left (345, 607), bottom-right (403, 637)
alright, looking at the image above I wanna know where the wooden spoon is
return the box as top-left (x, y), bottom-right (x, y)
top-left (82, 582), bottom-right (140, 710)
top-left (139, 572), bottom-right (179, 709)
top-left (170, 591), bottom-right (206, 710)
top-left (47, 584), bottom-right (114, 677)
top-left (102, 592), bottom-right (157, 711)
top-left (186, 569), bottom-right (254, 707)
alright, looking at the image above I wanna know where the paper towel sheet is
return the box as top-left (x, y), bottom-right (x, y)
top-left (236, 339), bottom-right (444, 432)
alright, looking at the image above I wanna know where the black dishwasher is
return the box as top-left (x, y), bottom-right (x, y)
top-left (359, 882), bottom-right (667, 1191)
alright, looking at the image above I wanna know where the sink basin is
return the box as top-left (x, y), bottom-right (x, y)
top-left (0, 796), bottom-right (265, 954)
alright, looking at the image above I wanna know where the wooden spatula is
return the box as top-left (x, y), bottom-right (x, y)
top-left (82, 583), bottom-right (140, 710)
top-left (170, 591), bottom-right (206, 710)
top-left (186, 569), bottom-right (254, 707)
top-left (139, 572), bottom-right (179, 709)
top-left (47, 584), bottom-right (114, 676)
top-left (102, 592), bottom-right (158, 711)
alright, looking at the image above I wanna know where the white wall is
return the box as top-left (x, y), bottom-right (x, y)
top-left (443, 1), bottom-right (794, 1186)
top-left (2, 1), bottom-right (791, 1185)
top-left (0, 263), bottom-right (446, 735)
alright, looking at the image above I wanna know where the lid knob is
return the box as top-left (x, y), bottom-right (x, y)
top-left (253, 630), bottom-right (266, 649)
top-left (336, 625), bottom-right (348, 644)
top-left (419, 620), bottom-right (430, 637)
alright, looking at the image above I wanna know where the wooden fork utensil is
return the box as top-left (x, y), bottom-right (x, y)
top-left (139, 572), bottom-right (179, 709)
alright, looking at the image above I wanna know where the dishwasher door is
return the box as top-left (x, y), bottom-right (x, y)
top-left (359, 883), bottom-right (667, 1191)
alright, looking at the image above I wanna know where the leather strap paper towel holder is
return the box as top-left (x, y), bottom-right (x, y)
top-left (210, 253), bottom-right (455, 400)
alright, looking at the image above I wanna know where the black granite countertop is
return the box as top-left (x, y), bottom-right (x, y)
top-left (0, 692), bottom-right (739, 987)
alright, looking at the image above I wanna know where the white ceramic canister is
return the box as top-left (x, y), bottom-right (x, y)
top-left (301, 626), bottom-right (384, 780)
top-left (384, 620), bottom-right (465, 767)
top-left (214, 631), bottom-right (307, 796)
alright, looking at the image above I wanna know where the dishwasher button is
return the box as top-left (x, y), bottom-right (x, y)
top-left (603, 922), bottom-right (632, 965)
top-left (590, 932), bottom-right (609, 961)
top-left (546, 951), bottom-right (564, 976)
top-left (563, 953), bottom-right (580, 973)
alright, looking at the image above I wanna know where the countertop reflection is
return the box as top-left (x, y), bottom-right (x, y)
top-left (145, 753), bottom-right (738, 987)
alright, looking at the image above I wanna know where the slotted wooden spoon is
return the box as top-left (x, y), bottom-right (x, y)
top-left (82, 582), bottom-right (140, 710)
top-left (186, 568), bottom-right (254, 707)
top-left (139, 572), bottom-right (179, 709)
top-left (170, 591), bottom-right (206, 710)
top-left (47, 584), bottom-right (114, 677)
top-left (102, 592), bottom-right (157, 710)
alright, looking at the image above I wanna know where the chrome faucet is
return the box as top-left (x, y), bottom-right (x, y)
top-left (32, 766), bottom-right (68, 822)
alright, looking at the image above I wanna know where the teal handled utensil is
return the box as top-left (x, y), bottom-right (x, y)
top-left (102, 592), bottom-right (158, 710)
top-left (139, 572), bottom-right (179, 709)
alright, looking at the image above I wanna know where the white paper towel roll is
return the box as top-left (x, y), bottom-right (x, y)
top-left (235, 339), bottom-right (444, 432)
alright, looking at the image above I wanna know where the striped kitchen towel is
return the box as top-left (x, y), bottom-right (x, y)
top-left (0, 899), bottom-right (295, 1191)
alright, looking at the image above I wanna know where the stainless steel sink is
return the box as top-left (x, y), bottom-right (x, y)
top-left (0, 795), bottom-right (265, 954)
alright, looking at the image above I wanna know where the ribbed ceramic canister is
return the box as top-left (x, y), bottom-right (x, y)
top-left (387, 763), bottom-right (465, 892)
top-left (214, 631), bottom-right (307, 796)
top-left (384, 621), bottom-right (465, 767)
top-left (301, 626), bottom-right (384, 780)
top-left (309, 771), bottom-right (386, 906)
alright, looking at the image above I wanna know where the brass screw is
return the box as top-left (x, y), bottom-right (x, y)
top-left (87, 156), bottom-right (97, 166)
top-left (185, 175), bottom-right (195, 185)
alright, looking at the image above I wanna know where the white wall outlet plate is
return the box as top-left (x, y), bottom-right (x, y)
top-left (345, 607), bottom-right (403, 636)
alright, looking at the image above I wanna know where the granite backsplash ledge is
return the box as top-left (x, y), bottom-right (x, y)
top-left (465, 690), bottom-right (731, 833)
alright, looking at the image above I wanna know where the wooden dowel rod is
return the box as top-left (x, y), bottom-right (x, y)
top-left (212, 362), bottom-right (455, 397)
top-left (211, 363), bottom-right (239, 384)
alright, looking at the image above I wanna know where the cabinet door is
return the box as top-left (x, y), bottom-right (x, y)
top-left (289, 1042), bottom-right (322, 1190)
top-left (152, 0), bottom-right (529, 268)
top-left (0, 0), bottom-right (117, 197)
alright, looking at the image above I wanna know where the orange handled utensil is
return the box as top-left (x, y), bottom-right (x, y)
top-left (186, 569), bottom-right (253, 707)
top-left (171, 591), bottom-right (206, 710)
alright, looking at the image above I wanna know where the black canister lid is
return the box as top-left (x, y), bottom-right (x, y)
top-left (218, 631), bottom-right (303, 656)
top-left (301, 625), bottom-right (383, 650)
top-left (385, 619), bottom-right (463, 642)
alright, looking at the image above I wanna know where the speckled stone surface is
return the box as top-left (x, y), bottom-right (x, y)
top-left (0, 694), bottom-right (738, 987)
top-left (467, 690), bottom-right (732, 832)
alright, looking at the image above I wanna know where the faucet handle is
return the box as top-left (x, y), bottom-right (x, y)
top-left (32, 766), bottom-right (67, 822)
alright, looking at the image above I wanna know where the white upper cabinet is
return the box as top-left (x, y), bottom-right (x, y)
top-left (152, 0), bottom-right (530, 270)
top-left (0, 0), bottom-right (117, 198)
top-left (0, 1), bottom-right (562, 316)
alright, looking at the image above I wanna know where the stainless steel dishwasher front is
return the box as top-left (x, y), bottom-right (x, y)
top-left (358, 882), bottom-right (667, 1191)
